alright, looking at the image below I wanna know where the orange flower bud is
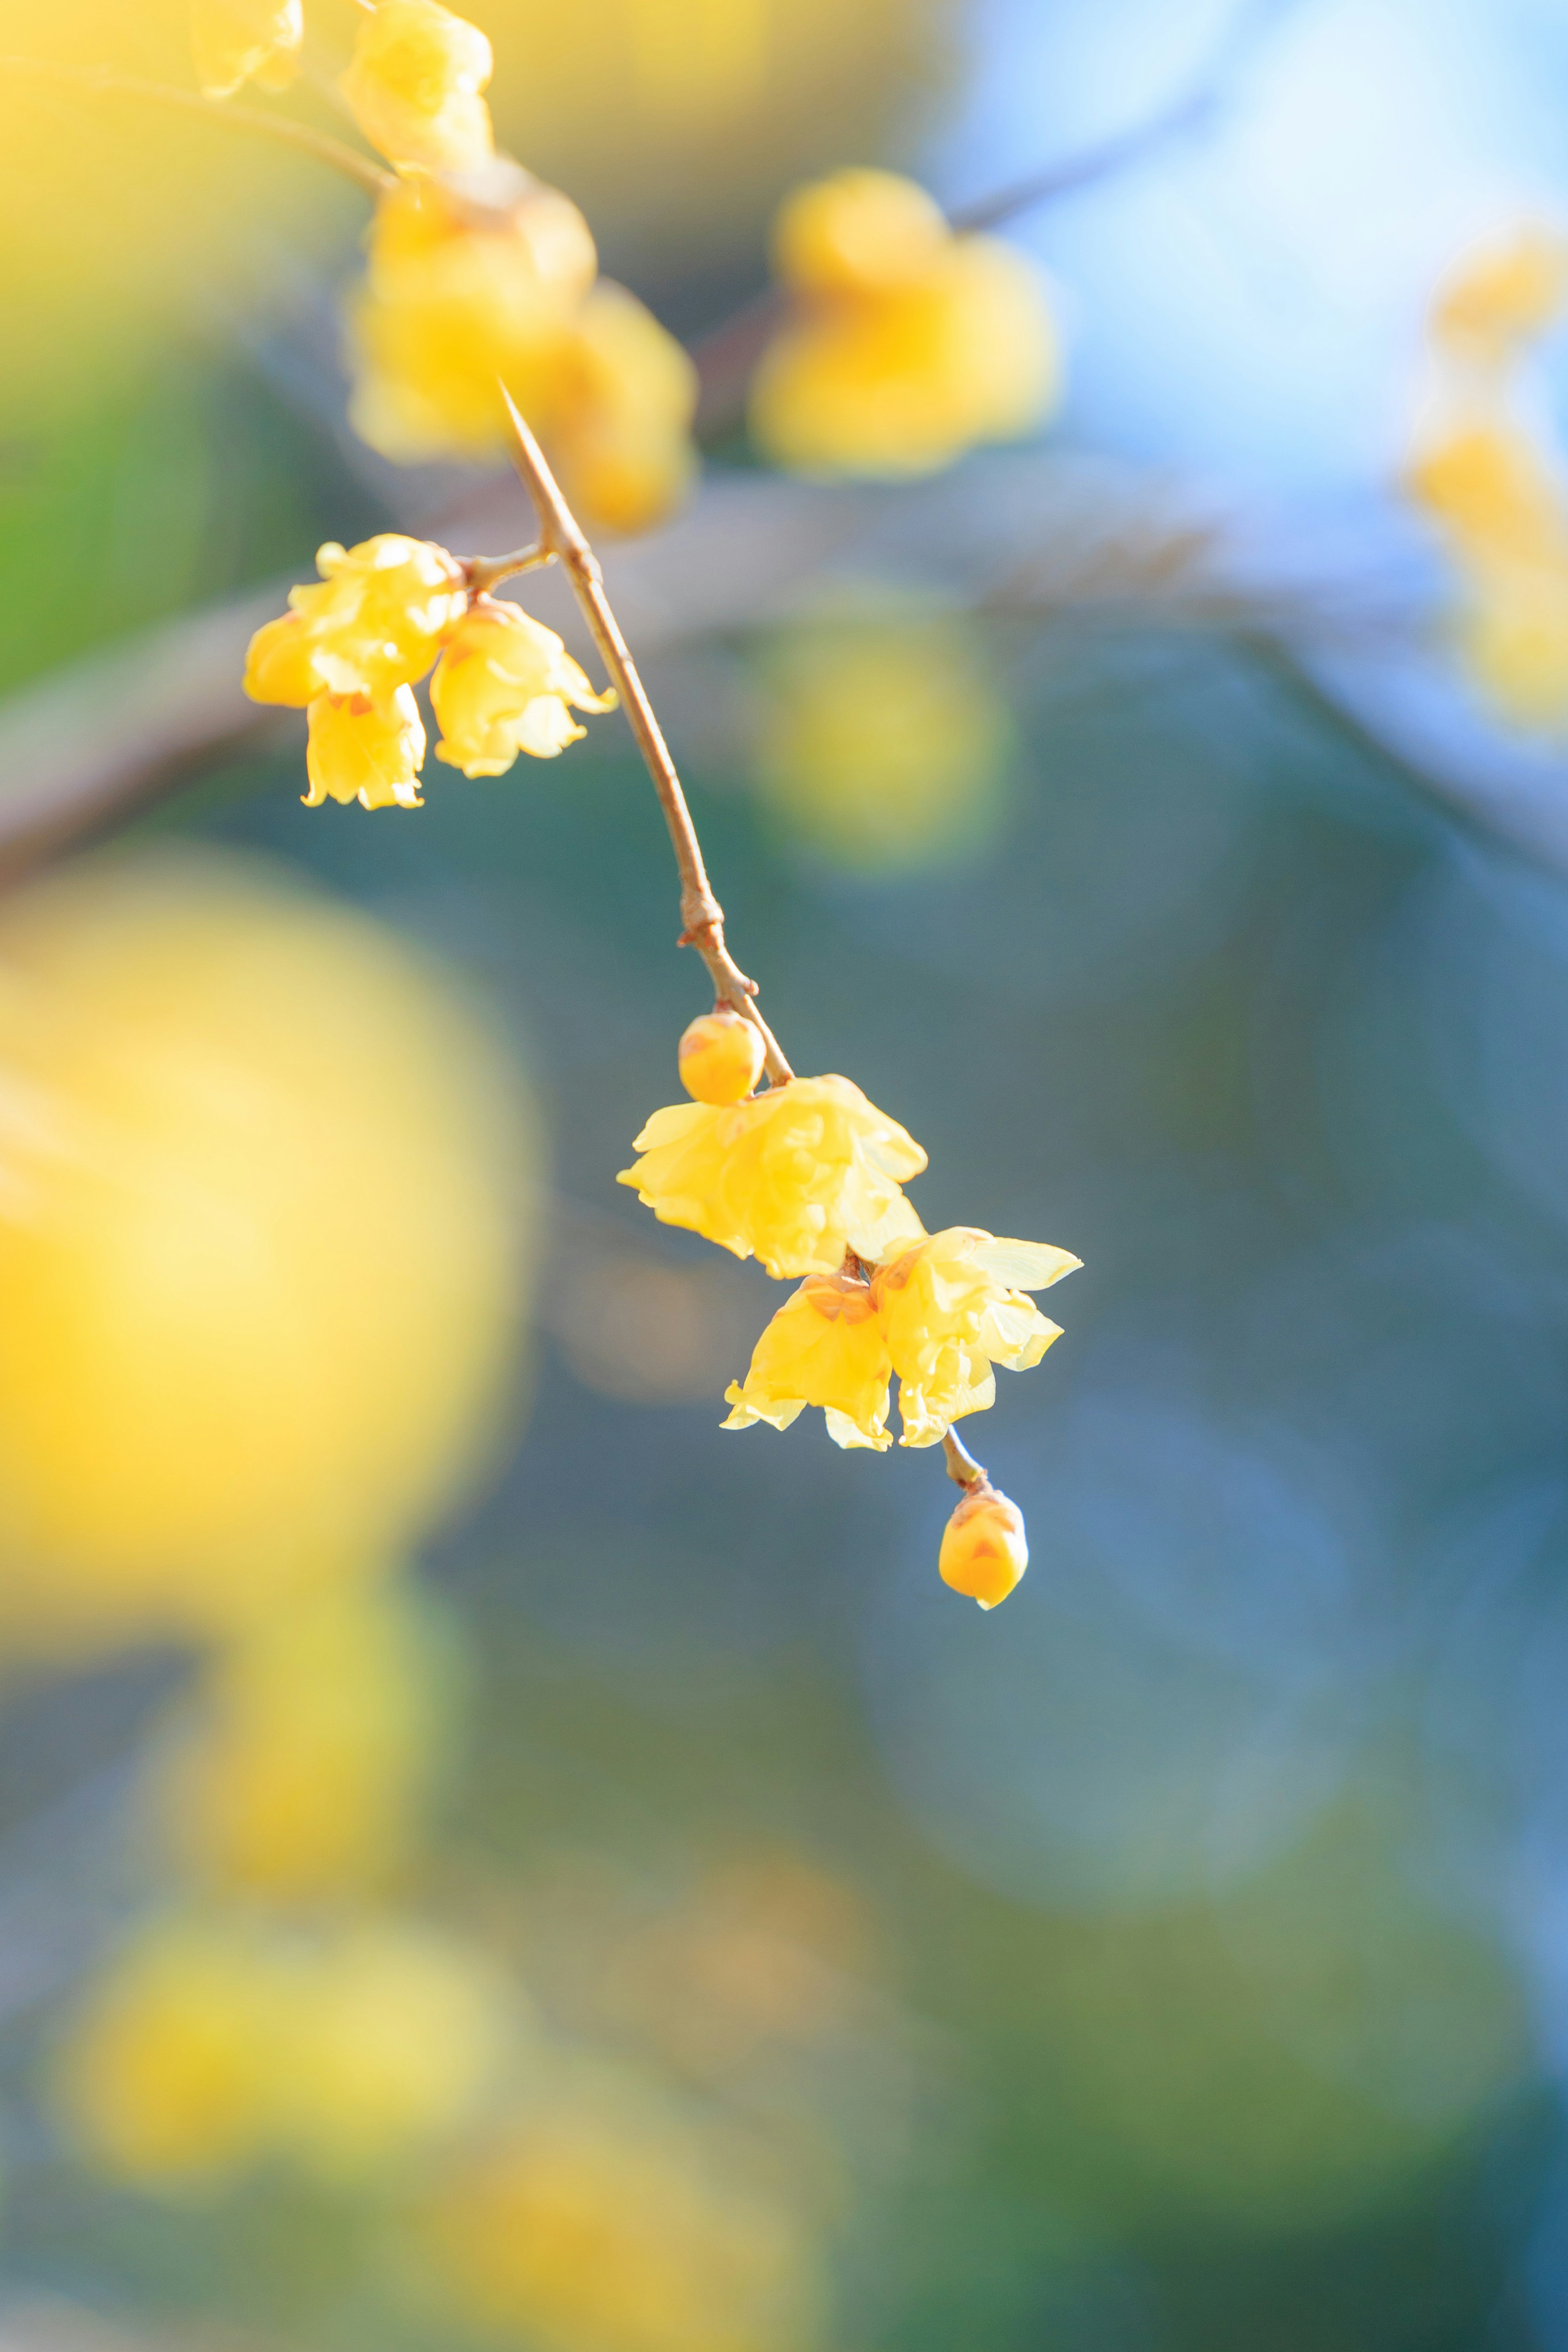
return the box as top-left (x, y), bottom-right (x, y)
top-left (939, 1483), bottom-right (1027, 1610)
top-left (677, 1008), bottom-right (764, 1106)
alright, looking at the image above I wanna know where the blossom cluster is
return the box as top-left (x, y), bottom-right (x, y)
top-left (620, 1011), bottom-right (1079, 1606)
top-left (1408, 225), bottom-right (1568, 727)
top-left (244, 534), bottom-right (615, 808)
top-left (751, 167), bottom-right (1061, 479)
top-left (194, 0), bottom-right (699, 533)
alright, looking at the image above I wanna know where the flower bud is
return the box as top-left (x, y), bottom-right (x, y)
top-left (678, 1008), bottom-right (765, 1105)
top-left (939, 1483), bottom-right (1027, 1610)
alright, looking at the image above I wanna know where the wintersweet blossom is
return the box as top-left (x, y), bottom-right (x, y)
top-left (678, 1008), bottom-right (765, 1105)
top-left (1408, 423), bottom-right (1568, 568)
top-left (617, 1075), bottom-right (925, 1279)
top-left (305, 689), bottom-right (427, 811)
top-left (1431, 227), bottom-right (1568, 365)
top-left (872, 1226), bottom-right (1079, 1447)
top-left (191, 0), bottom-right (302, 98)
top-left (349, 171), bottom-right (597, 464)
top-left (431, 600), bottom-right (616, 775)
top-left (723, 1272), bottom-right (892, 1450)
top-left (341, 0), bottom-right (494, 175)
top-left (245, 536), bottom-right (468, 706)
top-left (751, 168), bottom-right (1059, 480)
top-left (940, 1485), bottom-right (1029, 1610)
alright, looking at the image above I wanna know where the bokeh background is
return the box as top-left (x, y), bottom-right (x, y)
top-left (6, 0), bottom-right (1568, 2346)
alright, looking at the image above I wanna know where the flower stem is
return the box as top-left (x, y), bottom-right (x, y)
top-left (943, 1428), bottom-right (989, 1489)
top-left (0, 56), bottom-right (392, 195)
top-left (497, 384), bottom-right (793, 1085)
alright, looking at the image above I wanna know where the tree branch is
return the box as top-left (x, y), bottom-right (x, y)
top-left (0, 55), bottom-right (392, 194)
top-left (497, 386), bottom-right (794, 1083)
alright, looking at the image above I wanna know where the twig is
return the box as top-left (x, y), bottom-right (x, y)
top-left (497, 385), bottom-right (794, 1084)
top-left (0, 56), bottom-right (392, 195)
top-left (943, 1428), bottom-right (989, 1489)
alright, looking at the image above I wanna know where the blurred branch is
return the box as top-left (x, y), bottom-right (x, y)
top-left (498, 389), bottom-right (795, 1082)
top-left (0, 56), bottom-right (392, 194)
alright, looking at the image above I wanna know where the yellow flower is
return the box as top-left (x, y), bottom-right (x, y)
top-left (49, 1915), bottom-right (288, 2189)
top-left (422, 2104), bottom-right (817, 2352)
top-left (190, 0), bottom-right (302, 98)
top-left (543, 281), bottom-right (701, 537)
top-left (872, 1226), bottom-right (1078, 1447)
top-left (753, 611), bottom-right (1013, 873)
top-left (272, 1921), bottom-right (510, 2184)
top-left (1407, 423), bottom-right (1568, 568)
top-left (723, 1270), bottom-right (892, 1449)
top-left (1431, 227), bottom-right (1568, 363)
top-left (940, 1483), bottom-right (1028, 1610)
top-left (349, 171), bottom-right (597, 465)
top-left (341, 0), bottom-right (494, 174)
top-left (618, 1074), bottom-right (926, 1279)
top-left (432, 598), bottom-right (616, 775)
top-left (678, 1007), bottom-right (765, 1105)
top-left (1459, 554), bottom-right (1568, 726)
top-left (771, 166), bottom-right (950, 296)
top-left (151, 1581), bottom-right (455, 1900)
top-left (305, 688), bottom-right (427, 811)
top-left (277, 533), bottom-right (468, 698)
top-left (752, 170), bottom-right (1059, 479)
top-left (242, 610), bottom-right (321, 708)
top-left (0, 852), bottom-right (532, 1647)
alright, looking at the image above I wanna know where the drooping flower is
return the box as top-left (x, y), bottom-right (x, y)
top-left (771, 168), bottom-right (950, 297)
top-left (678, 1007), bottom-right (765, 1106)
top-left (348, 170), bottom-right (597, 465)
top-left (305, 688), bottom-right (427, 811)
top-left (431, 599), bottom-right (616, 775)
top-left (1430, 227), bottom-right (1568, 367)
top-left (940, 1483), bottom-right (1028, 1610)
top-left (245, 536), bottom-right (468, 706)
top-left (541, 281), bottom-right (701, 537)
top-left (341, 0), bottom-right (494, 175)
top-left (751, 168), bottom-right (1059, 480)
top-left (617, 1075), bottom-right (925, 1280)
top-left (723, 1271), bottom-right (892, 1450)
top-left (872, 1226), bottom-right (1078, 1447)
top-left (190, 0), bottom-right (302, 100)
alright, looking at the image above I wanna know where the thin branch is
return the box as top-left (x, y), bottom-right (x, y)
top-left (497, 385), bottom-right (794, 1085)
top-left (465, 543), bottom-right (552, 594)
top-left (0, 56), bottom-right (392, 195)
top-left (943, 1428), bottom-right (989, 1489)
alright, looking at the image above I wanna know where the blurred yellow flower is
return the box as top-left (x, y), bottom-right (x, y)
top-left (872, 1227), bottom-right (1077, 1447)
top-left (1430, 226), bottom-right (1568, 364)
top-left (752, 169), bottom-right (1059, 479)
top-left (618, 1075), bottom-right (926, 1279)
top-left (0, 853), bottom-right (530, 1647)
top-left (432, 598), bottom-right (616, 775)
top-left (349, 171), bottom-right (597, 463)
top-left (723, 1270), bottom-right (892, 1449)
top-left (543, 280), bottom-right (700, 537)
top-left (190, 0), bottom-right (303, 99)
top-left (1407, 422), bottom-right (1568, 568)
top-left (151, 1580), bottom-right (456, 1899)
top-left (771, 167), bottom-right (949, 296)
top-left (938, 1483), bottom-right (1028, 1610)
top-left (274, 1920), bottom-right (512, 2183)
top-left (753, 612), bottom-right (1015, 873)
top-left (305, 687), bottom-right (428, 810)
top-left (49, 1915), bottom-right (287, 2190)
top-left (423, 2103), bottom-right (818, 2352)
top-left (247, 534), bottom-right (468, 702)
top-left (342, 0), bottom-right (495, 174)
top-left (347, 183), bottom-right (696, 533)
top-left (678, 1007), bottom-right (766, 1106)
top-left (1459, 556), bottom-right (1568, 726)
